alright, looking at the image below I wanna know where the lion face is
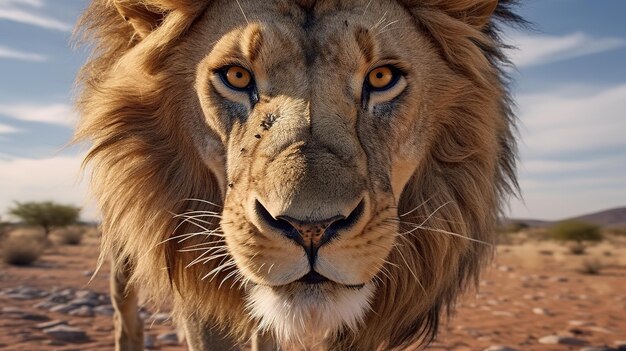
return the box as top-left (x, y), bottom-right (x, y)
top-left (78, 0), bottom-right (517, 348)
top-left (187, 0), bottom-right (437, 340)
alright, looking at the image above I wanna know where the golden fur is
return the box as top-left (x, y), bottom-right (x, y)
top-left (75, 0), bottom-right (521, 349)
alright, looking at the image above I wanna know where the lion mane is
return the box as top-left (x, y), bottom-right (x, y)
top-left (75, 0), bottom-right (521, 349)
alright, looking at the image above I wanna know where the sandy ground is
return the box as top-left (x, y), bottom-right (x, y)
top-left (0, 232), bottom-right (625, 351)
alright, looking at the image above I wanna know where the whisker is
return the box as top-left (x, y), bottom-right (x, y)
top-left (377, 19), bottom-right (400, 33)
top-left (202, 259), bottom-right (236, 281)
top-left (403, 226), bottom-right (493, 247)
top-left (399, 195), bottom-right (435, 217)
top-left (394, 246), bottom-right (426, 294)
top-left (362, 0), bottom-right (373, 18)
top-left (174, 210), bottom-right (222, 218)
top-left (219, 269), bottom-right (241, 289)
top-left (178, 245), bottom-right (227, 253)
top-left (180, 198), bottom-right (223, 208)
top-left (187, 252), bottom-right (230, 269)
top-left (235, 0), bottom-right (249, 24)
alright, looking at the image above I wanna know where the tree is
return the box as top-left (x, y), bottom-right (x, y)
top-left (8, 201), bottom-right (81, 237)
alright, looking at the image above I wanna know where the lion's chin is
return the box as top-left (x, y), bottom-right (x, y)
top-left (246, 281), bottom-right (375, 347)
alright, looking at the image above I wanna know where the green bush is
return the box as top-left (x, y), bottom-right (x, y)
top-left (549, 220), bottom-right (602, 243)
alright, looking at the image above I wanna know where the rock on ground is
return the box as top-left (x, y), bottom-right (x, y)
top-left (539, 335), bottom-right (587, 346)
top-left (42, 325), bottom-right (89, 343)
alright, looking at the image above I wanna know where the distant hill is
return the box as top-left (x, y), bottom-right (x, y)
top-left (567, 207), bottom-right (626, 228)
top-left (507, 206), bottom-right (626, 229)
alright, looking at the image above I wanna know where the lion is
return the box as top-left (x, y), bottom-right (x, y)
top-left (74, 0), bottom-right (521, 350)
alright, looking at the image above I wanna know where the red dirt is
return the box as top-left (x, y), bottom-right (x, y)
top-left (1, 236), bottom-right (624, 351)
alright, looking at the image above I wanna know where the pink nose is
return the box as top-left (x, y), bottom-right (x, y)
top-left (254, 200), bottom-right (364, 263)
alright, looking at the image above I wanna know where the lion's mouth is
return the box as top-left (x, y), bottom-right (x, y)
top-left (296, 270), bottom-right (366, 290)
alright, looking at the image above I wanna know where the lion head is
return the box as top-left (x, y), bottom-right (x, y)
top-left (75, 0), bottom-right (520, 349)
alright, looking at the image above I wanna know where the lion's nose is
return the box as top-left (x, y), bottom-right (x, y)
top-left (254, 200), bottom-right (364, 264)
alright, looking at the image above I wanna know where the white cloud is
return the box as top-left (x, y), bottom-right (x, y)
top-left (509, 32), bottom-right (626, 68)
top-left (0, 102), bottom-right (77, 127)
top-left (517, 85), bottom-right (626, 157)
top-left (509, 85), bottom-right (626, 220)
top-left (0, 154), bottom-right (98, 221)
top-left (0, 0), bottom-right (72, 31)
top-left (0, 123), bottom-right (21, 134)
top-left (0, 0), bottom-right (45, 8)
top-left (0, 44), bottom-right (46, 62)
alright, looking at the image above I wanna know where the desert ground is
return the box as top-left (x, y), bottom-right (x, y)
top-left (0, 228), bottom-right (625, 351)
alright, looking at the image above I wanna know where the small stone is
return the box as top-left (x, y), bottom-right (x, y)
top-left (484, 346), bottom-right (520, 351)
top-left (94, 305), bottom-right (114, 316)
top-left (36, 320), bottom-right (67, 329)
top-left (498, 265), bottom-right (512, 272)
top-left (21, 313), bottom-right (50, 321)
top-left (157, 332), bottom-right (179, 345)
top-left (6, 293), bottom-right (38, 300)
top-left (75, 290), bottom-right (98, 300)
top-left (46, 293), bottom-right (70, 304)
top-left (34, 301), bottom-right (57, 310)
top-left (145, 334), bottom-right (157, 349)
top-left (539, 335), bottom-right (587, 346)
top-left (50, 304), bottom-right (78, 314)
top-left (533, 307), bottom-right (551, 316)
top-left (68, 306), bottom-right (94, 317)
top-left (58, 288), bottom-right (75, 297)
top-left (579, 347), bottom-right (613, 351)
top-left (1, 307), bottom-right (24, 315)
top-left (74, 298), bottom-right (101, 308)
top-left (551, 276), bottom-right (568, 282)
top-left (43, 325), bottom-right (89, 343)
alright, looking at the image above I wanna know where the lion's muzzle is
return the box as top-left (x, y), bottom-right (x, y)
top-left (253, 198), bottom-right (365, 265)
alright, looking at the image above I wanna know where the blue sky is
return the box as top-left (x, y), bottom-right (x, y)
top-left (1, 0), bottom-right (625, 221)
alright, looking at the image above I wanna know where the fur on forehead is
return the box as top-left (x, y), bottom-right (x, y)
top-left (74, 0), bottom-right (522, 349)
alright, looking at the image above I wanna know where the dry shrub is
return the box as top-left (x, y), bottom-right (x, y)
top-left (0, 235), bottom-right (44, 266)
top-left (568, 242), bottom-right (587, 255)
top-left (578, 259), bottom-right (603, 275)
top-left (53, 227), bottom-right (85, 245)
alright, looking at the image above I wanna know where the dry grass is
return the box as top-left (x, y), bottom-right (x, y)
top-left (578, 259), bottom-right (603, 275)
top-left (0, 235), bottom-right (44, 266)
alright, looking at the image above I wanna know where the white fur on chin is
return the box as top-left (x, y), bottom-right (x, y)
top-left (246, 282), bottom-right (374, 348)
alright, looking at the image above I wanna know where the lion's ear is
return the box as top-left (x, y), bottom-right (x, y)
top-left (112, 0), bottom-right (201, 39)
top-left (402, 0), bottom-right (498, 29)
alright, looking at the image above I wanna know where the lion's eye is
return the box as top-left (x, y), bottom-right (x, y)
top-left (222, 66), bottom-right (253, 90)
top-left (366, 66), bottom-right (398, 91)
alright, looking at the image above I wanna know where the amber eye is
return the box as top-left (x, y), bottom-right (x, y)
top-left (223, 66), bottom-right (253, 90)
top-left (366, 66), bottom-right (398, 91)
